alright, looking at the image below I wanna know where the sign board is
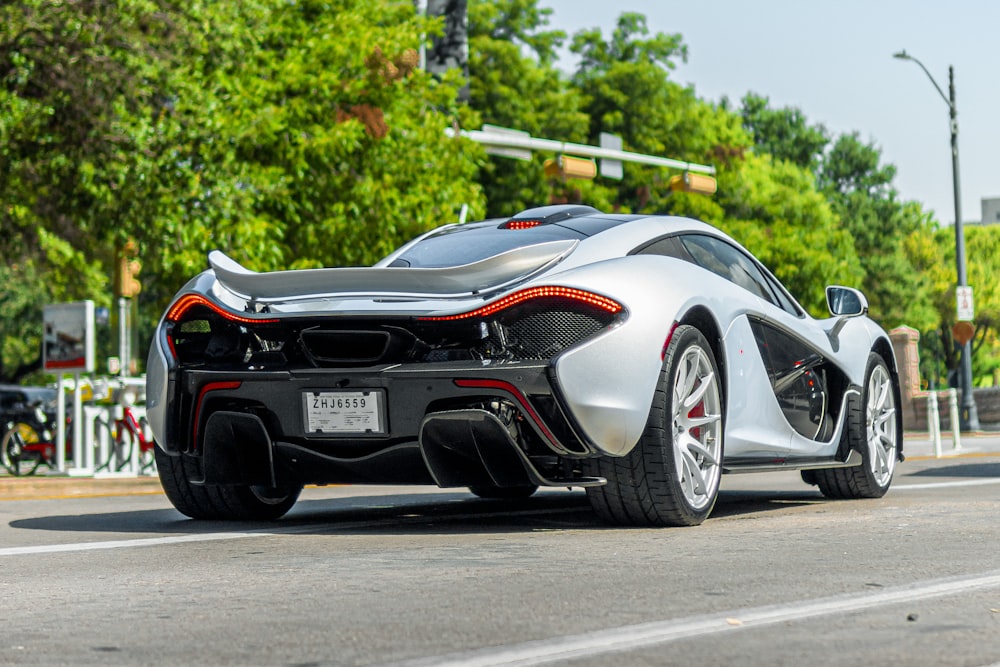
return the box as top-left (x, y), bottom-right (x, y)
top-left (43, 301), bottom-right (96, 373)
top-left (480, 124), bottom-right (532, 161)
top-left (956, 286), bottom-right (974, 322)
top-left (952, 321), bottom-right (975, 346)
top-left (599, 132), bottom-right (623, 180)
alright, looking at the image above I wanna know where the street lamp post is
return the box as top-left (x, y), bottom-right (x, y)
top-left (894, 49), bottom-right (980, 431)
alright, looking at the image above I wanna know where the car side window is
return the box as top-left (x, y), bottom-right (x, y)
top-left (633, 236), bottom-right (692, 262)
top-left (679, 235), bottom-right (782, 308)
top-left (635, 233), bottom-right (802, 318)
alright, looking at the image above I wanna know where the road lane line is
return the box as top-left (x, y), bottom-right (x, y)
top-left (893, 478), bottom-right (1000, 491)
top-left (383, 569), bottom-right (1000, 667)
top-left (0, 532), bottom-right (263, 556)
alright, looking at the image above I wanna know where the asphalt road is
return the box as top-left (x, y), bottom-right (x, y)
top-left (1, 449), bottom-right (999, 666)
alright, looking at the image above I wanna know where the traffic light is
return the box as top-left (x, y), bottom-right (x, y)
top-left (669, 172), bottom-right (718, 195)
top-left (115, 240), bottom-right (142, 298)
top-left (543, 155), bottom-right (598, 180)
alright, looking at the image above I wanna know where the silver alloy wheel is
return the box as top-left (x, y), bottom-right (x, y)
top-left (866, 364), bottom-right (897, 487)
top-left (671, 345), bottom-right (723, 510)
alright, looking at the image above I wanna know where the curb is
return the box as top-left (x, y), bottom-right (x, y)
top-left (0, 475), bottom-right (163, 501)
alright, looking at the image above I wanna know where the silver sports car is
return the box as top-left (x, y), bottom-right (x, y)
top-left (146, 204), bottom-right (902, 526)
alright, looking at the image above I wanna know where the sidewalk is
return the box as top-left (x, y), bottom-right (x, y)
top-left (903, 430), bottom-right (1000, 460)
top-left (0, 472), bottom-right (163, 501)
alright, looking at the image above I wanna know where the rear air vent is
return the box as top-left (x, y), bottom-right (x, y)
top-left (299, 329), bottom-right (391, 366)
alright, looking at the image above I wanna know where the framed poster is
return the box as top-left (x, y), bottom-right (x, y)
top-left (43, 301), bottom-right (95, 373)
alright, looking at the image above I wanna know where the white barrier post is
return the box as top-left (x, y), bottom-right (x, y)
top-left (928, 391), bottom-right (942, 458)
top-left (55, 374), bottom-right (67, 472)
top-left (84, 406), bottom-right (106, 474)
top-left (130, 405), bottom-right (146, 475)
top-left (68, 373), bottom-right (89, 476)
top-left (948, 388), bottom-right (962, 451)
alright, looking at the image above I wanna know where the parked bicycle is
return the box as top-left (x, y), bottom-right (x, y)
top-left (1, 419), bottom-right (52, 476)
top-left (93, 405), bottom-right (155, 475)
top-left (1, 384), bottom-right (66, 476)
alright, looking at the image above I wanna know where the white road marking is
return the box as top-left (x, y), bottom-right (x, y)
top-left (383, 569), bottom-right (1000, 667)
top-left (893, 478), bottom-right (1000, 491)
top-left (0, 531), bottom-right (263, 556)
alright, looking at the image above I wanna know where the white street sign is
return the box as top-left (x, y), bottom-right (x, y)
top-left (956, 286), bottom-right (974, 321)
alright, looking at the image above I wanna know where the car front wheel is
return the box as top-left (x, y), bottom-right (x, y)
top-left (811, 353), bottom-right (899, 499)
top-left (585, 325), bottom-right (724, 526)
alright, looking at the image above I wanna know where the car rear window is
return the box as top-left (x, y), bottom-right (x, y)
top-left (390, 222), bottom-right (586, 268)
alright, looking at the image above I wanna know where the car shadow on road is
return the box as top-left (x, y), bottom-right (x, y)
top-left (8, 486), bottom-right (829, 536)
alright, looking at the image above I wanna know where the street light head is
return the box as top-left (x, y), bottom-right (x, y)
top-left (893, 50), bottom-right (911, 60)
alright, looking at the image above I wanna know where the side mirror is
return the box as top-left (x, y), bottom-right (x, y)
top-left (826, 285), bottom-right (868, 317)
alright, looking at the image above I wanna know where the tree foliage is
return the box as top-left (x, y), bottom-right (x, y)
top-left (468, 0), bottom-right (592, 216)
top-left (1, 0), bottom-right (989, 387)
top-left (1, 0), bottom-right (484, 381)
top-left (739, 93), bottom-right (828, 171)
top-left (740, 95), bottom-right (938, 331)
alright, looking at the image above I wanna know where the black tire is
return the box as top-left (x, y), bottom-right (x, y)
top-left (155, 446), bottom-right (302, 520)
top-left (584, 325), bottom-right (724, 526)
top-left (469, 484), bottom-right (538, 499)
top-left (811, 353), bottom-right (899, 499)
top-left (2, 423), bottom-right (42, 476)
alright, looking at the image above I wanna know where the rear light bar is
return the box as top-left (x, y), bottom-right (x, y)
top-left (419, 286), bottom-right (623, 321)
top-left (165, 294), bottom-right (279, 325)
top-left (501, 219), bottom-right (544, 230)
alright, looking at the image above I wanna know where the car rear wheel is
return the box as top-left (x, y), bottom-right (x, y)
top-left (811, 353), bottom-right (898, 499)
top-left (585, 325), bottom-right (724, 526)
top-left (155, 445), bottom-right (302, 520)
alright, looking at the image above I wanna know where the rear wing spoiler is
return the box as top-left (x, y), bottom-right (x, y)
top-left (208, 239), bottom-right (578, 301)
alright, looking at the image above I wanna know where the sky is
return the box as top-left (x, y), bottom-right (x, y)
top-left (540, 0), bottom-right (999, 225)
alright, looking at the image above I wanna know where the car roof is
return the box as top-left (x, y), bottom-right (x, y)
top-left (387, 205), bottom-right (719, 269)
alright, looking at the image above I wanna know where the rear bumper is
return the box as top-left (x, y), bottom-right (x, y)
top-left (154, 361), bottom-right (602, 488)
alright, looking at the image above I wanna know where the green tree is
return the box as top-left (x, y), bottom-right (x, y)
top-left (0, 0), bottom-right (164, 381)
top-left (569, 12), bottom-right (703, 214)
top-left (818, 133), bottom-right (937, 331)
top-left (740, 94), bottom-right (936, 329)
top-left (1, 0), bottom-right (486, 379)
top-left (566, 14), bottom-right (858, 314)
top-left (468, 0), bottom-right (594, 215)
top-left (909, 224), bottom-right (1000, 386)
top-left (739, 92), bottom-right (828, 171)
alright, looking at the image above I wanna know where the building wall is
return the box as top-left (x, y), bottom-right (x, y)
top-left (980, 197), bottom-right (1000, 225)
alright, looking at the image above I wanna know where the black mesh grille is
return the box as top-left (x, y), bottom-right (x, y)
top-left (507, 309), bottom-right (607, 359)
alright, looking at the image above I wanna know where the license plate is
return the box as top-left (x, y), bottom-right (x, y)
top-left (303, 390), bottom-right (385, 434)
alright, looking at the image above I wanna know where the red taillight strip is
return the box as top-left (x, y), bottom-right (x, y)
top-left (453, 378), bottom-right (566, 453)
top-left (166, 293), bottom-right (280, 325)
top-left (420, 286), bottom-right (623, 321)
top-left (191, 381), bottom-right (243, 450)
